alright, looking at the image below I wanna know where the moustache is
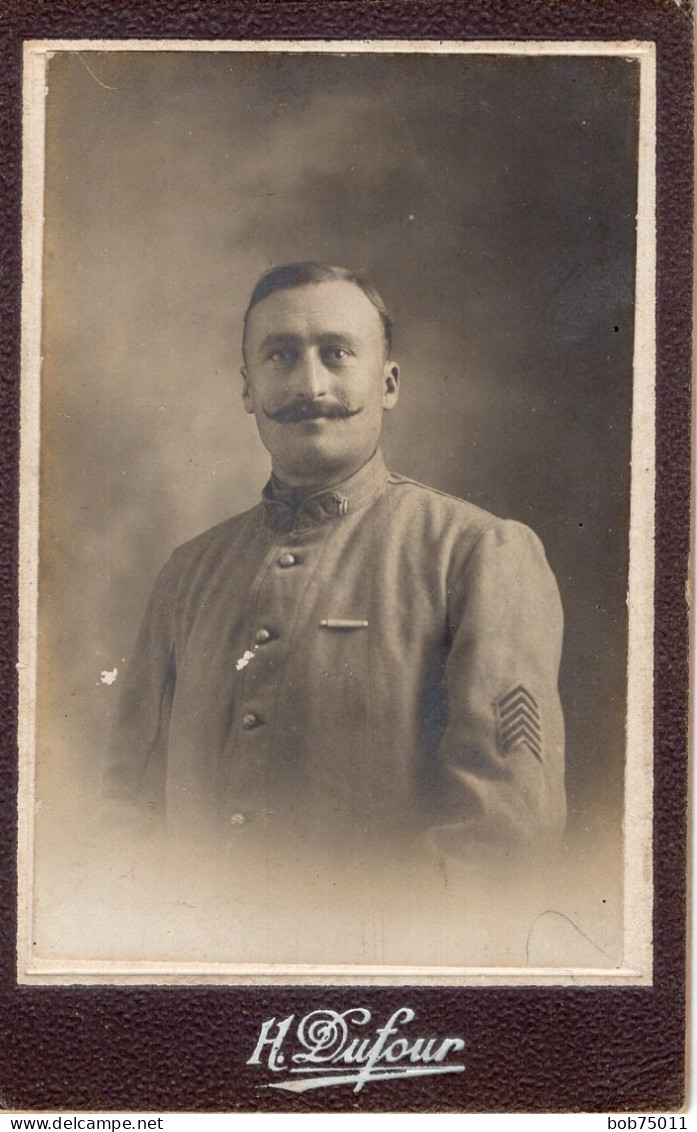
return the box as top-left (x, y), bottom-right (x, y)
top-left (264, 402), bottom-right (362, 424)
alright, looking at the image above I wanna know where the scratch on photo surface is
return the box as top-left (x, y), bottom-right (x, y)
top-left (235, 647), bottom-right (258, 671)
top-left (524, 909), bottom-right (616, 966)
top-left (75, 52), bottom-right (120, 91)
top-left (100, 668), bottom-right (118, 685)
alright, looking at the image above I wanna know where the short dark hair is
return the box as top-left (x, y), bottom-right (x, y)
top-left (243, 261), bottom-right (394, 355)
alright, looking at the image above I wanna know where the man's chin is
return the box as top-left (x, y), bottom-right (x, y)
top-left (269, 439), bottom-right (376, 487)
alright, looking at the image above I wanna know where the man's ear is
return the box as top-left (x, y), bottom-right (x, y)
top-left (241, 368), bottom-right (255, 415)
top-left (382, 362), bottom-right (400, 410)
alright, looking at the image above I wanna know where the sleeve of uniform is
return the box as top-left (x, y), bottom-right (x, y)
top-left (102, 558), bottom-right (177, 815)
top-left (425, 520), bottom-right (566, 864)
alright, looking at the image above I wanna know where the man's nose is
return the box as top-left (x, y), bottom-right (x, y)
top-left (290, 350), bottom-right (329, 400)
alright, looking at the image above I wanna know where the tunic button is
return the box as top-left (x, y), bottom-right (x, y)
top-left (278, 552), bottom-right (298, 568)
top-left (242, 712), bottom-right (261, 730)
top-left (255, 628), bottom-right (272, 645)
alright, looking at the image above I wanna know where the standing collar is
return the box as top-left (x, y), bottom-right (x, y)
top-left (262, 449), bottom-right (388, 531)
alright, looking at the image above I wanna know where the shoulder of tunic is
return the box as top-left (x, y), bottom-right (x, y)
top-left (384, 472), bottom-right (554, 578)
top-left (385, 471), bottom-right (515, 536)
top-left (166, 502), bottom-right (265, 569)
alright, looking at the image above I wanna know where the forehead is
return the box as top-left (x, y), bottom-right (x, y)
top-left (245, 281), bottom-right (384, 345)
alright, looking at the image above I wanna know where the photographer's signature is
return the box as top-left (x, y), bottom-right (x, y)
top-left (247, 1006), bottom-right (466, 1093)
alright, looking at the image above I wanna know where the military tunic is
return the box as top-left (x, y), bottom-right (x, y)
top-left (106, 450), bottom-right (566, 862)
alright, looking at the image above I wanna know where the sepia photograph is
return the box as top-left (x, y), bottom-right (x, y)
top-left (18, 40), bottom-right (655, 984)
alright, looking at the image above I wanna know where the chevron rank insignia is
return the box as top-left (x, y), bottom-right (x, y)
top-left (495, 685), bottom-right (543, 762)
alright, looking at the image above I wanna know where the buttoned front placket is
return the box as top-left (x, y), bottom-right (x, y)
top-left (211, 453), bottom-right (389, 844)
top-left (219, 505), bottom-right (335, 838)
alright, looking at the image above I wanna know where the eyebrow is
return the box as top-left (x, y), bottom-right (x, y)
top-left (257, 331), bottom-right (360, 352)
top-left (257, 333), bottom-right (302, 352)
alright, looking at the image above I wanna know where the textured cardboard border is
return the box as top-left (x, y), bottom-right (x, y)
top-left (16, 37), bottom-right (656, 989)
top-left (0, 0), bottom-right (692, 1113)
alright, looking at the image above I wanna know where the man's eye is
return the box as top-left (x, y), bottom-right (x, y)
top-left (325, 347), bottom-right (352, 362)
top-left (268, 349), bottom-right (297, 364)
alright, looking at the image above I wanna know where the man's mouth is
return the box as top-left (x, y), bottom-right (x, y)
top-left (264, 403), bottom-right (362, 425)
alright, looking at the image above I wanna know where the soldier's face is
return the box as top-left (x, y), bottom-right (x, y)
top-left (241, 281), bottom-right (399, 487)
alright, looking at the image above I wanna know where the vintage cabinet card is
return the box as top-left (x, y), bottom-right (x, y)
top-left (0, 0), bottom-right (691, 1115)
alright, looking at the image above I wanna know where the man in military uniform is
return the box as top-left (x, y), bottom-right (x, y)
top-left (106, 262), bottom-right (565, 869)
